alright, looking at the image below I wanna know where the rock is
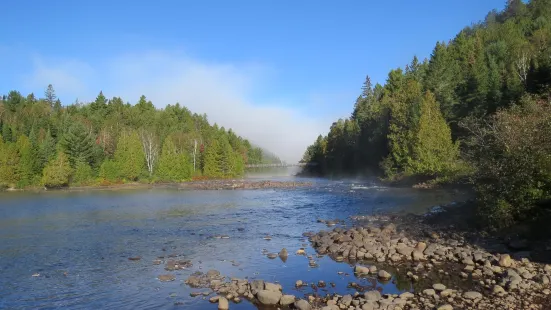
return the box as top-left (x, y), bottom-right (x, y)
top-left (396, 243), bottom-right (415, 256)
top-left (415, 242), bottom-right (427, 252)
top-left (423, 289), bottom-right (436, 296)
top-left (354, 265), bottom-right (370, 274)
top-left (206, 270), bottom-right (220, 277)
top-left (369, 265), bottom-right (377, 274)
top-left (233, 297), bottom-right (240, 303)
top-left (266, 253), bottom-right (278, 259)
top-left (437, 305), bottom-right (453, 310)
top-left (361, 303), bottom-right (374, 310)
top-left (378, 270), bottom-right (392, 281)
top-left (218, 297), bottom-right (229, 310)
top-left (152, 259), bottom-right (162, 265)
top-left (463, 291), bottom-right (482, 300)
top-left (295, 299), bottom-right (312, 310)
top-left (158, 274), bottom-right (175, 282)
top-left (493, 285), bottom-right (506, 295)
top-left (340, 294), bottom-right (353, 306)
top-left (250, 279), bottom-right (264, 294)
top-left (498, 254), bottom-right (512, 267)
top-left (440, 289), bottom-right (453, 297)
top-left (279, 248), bottom-right (288, 258)
top-left (296, 249), bottom-right (306, 255)
top-left (257, 290), bottom-right (282, 305)
top-left (400, 292), bottom-right (414, 299)
top-left (264, 282), bottom-right (282, 292)
top-left (433, 283), bottom-right (446, 291)
top-left (295, 280), bottom-right (303, 287)
top-left (412, 250), bottom-right (425, 261)
top-left (364, 290), bottom-right (381, 301)
top-left (209, 296), bottom-right (220, 303)
top-left (128, 256), bottom-right (141, 261)
top-left (280, 295), bottom-right (296, 306)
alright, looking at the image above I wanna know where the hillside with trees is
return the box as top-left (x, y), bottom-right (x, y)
top-left (0, 86), bottom-right (280, 188)
top-left (301, 0), bottom-right (551, 228)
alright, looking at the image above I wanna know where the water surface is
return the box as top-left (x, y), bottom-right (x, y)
top-left (0, 177), bottom-right (465, 309)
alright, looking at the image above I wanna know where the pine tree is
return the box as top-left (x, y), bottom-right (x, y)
top-left (44, 84), bottom-right (57, 107)
top-left (39, 129), bottom-right (56, 169)
top-left (114, 130), bottom-right (145, 181)
top-left (157, 137), bottom-right (192, 181)
top-left (41, 151), bottom-right (72, 188)
top-left (2, 123), bottom-right (12, 143)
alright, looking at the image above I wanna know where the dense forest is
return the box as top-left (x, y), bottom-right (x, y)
top-left (301, 0), bottom-right (551, 228)
top-left (0, 86), bottom-right (281, 189)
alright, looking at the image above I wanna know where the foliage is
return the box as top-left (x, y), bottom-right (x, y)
top-left (461, 97), bottom-right (551, 228)
top-left (60, 122), bottom-right (97, 168)
top-left (41, 152), bottom-right (72, 188)
top-left (157, 137), bottom-right (192, 182)
top-left (113, 130), bottom-right (145, 181)
top-left (72, 162), bottom-right (95, 186)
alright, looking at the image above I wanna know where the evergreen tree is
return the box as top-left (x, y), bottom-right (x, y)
top-left (114, 130), bottom-right (145, 181)
top-left (203, 138), bottom-right (221, 177)
top-left (44, 84), bottom-right (57, 107)
top-left (2, 123), bottom-right (12, 143)
top-left (41, 151), bottom-right (72, 188)
top-left (410, 91), bottom-right (459, 175)
top-left (39, 129), bottom-right (57, 169)
top-left (60, 122), bottom-right (95, 167)
top-left (0, 136), bottom-right (20, 187)
top-left (72, 161), bottom-right (95, 185)
top-left (157, 137), bottom-right (192, 181)
top-left (16, 135), bottom-right (38, 186)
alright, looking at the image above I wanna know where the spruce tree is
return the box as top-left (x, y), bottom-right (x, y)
top-left (157, 137), bottom-right (192, 181)
top-left (60, 122), bottom-right (95, 167)
top-left (203, 138), bottom-right (221, 177)
top-left (114, 130), bottom-right (145, 181)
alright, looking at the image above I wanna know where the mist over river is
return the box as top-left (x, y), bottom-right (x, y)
top-left (0, 172), bottom-right (466, 310)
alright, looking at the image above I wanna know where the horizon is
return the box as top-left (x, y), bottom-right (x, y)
top-left (0, 0), bottom-right (505, 162)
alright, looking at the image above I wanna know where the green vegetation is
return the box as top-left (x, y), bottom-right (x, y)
top-left (301, 0), bottom-right (551, 228)
top-left (0, 87), bottom-right (280, 189)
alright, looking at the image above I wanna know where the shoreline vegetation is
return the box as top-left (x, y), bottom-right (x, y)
top-left (0, 86), bottom-right (283, 192)
top-left (300, 0), bottom-right (551, 230)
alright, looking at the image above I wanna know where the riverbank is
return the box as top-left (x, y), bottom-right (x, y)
top-left (1, 179), bottom-right (313, 193)
top-left (178, 201), bottom-right (551, 310)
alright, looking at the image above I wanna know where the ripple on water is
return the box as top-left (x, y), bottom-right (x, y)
top-left (0, 179), bottom-right (468, 309)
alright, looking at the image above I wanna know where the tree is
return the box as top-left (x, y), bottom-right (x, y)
top-left (44, 84), bottom-right (57, 107)
top-left (409, 91), bottom-right (460, 176)
top-left (60, 122), bottom-right (95, 167)
top-left (41, 151), bottom-right (72, 188)
top-left (114, 130), bottom-right (145, 181)
top-left (72, 161), bottom-right (95, 186)
top-left (0, 136), bottom-right (20, 187)
top-left (203, 138), bottom-right (221, 177)
top-left (139, 129), bottom-right (159, 176)
top-left (157, 137), bottom-right (192, 181)
top-left (16, 135), bottom-right (38, 186)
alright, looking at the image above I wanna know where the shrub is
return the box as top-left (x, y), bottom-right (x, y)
top-left (462, 96), bottom-right (551, 228)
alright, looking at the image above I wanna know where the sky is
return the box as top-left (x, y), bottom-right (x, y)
top-left (0, 0), bottom-right (505, 162)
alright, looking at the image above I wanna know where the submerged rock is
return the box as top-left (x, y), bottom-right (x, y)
top-left (158, 274), bottom-right (176, 282)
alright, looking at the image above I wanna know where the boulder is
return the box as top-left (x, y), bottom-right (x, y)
top-left (364, 290), bottom-right (381, 301)
top-left (498, 254), bottom-right (512, 267)
top-left (378, 270), bottom-right (392, 280)
top-left (218, 297), bottom-right (229, 310)
top-left (257, 290), bottom-right (282, 305)
top-left (280, 295), bottom-right (296, 306)
top-left (295, 299), bottom-right (312, 310)
top-left (433, 283), bottom-right (446, 291)
top-left (463, 291), bottom-right (482, 300)
top-left (354, 265), bottom-right (370, 274)
top-left (264, 282), bottom-right (282, 292)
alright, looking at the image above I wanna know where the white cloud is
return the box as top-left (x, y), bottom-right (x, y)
top-left (22, 51), bottom-right (331, 162)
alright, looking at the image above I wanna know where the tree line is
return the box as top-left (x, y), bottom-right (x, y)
top-left (301, 0), bottom-right (551, 228)
top-left (0, 86), bottom-right (281, 188)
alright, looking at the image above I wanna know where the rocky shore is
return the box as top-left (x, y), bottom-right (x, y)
top-left (152, 201), bottom-right (551, 310)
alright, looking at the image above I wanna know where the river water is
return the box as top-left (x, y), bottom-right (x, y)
top-left (0, 175), bottom-right (465, 310)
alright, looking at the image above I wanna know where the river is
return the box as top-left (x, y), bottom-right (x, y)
top-left (0, 173), bottom-right (465, 310)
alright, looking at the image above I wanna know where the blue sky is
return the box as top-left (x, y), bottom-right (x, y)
top-left (0, 0), bottom-right (504, 161)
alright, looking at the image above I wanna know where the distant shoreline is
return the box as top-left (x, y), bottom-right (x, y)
top-left (1, 179), bottom-right (313, 193)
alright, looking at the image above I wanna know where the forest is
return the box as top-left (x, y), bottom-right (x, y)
top-left (0, 86), bottom-right (281, 189)
top-left (301, 0), bottom-right (551, 228)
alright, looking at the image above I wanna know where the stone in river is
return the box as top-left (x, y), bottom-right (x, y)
top-left (295, 280), bottom-right (303, 287)
top-left (257, 290), bottom-right (282, 305)
top-left (267, 253), bottom-right (278, 259)
top-left (280, 294), bottom-right (296, 306)
top-left (128, 256), bottom-right (141, 261)
top-left (218, 297), bottom-right (229, 310)
top-left (378, 270), bottom-right (391, 281)
top-left (158, 274), bottom-right (176, 282)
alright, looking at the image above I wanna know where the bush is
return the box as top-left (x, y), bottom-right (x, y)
top-left (41, 152), bottom-right (72, 188)
top-left (462, 96), bottom-right (551, 228)
top-left (72, 162), bottom-right (95, 186)
top-left (99, 160), bottom-right (119, 182)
